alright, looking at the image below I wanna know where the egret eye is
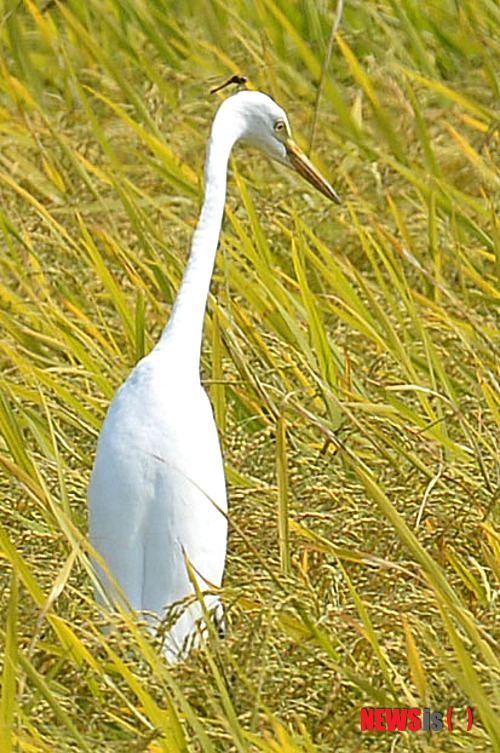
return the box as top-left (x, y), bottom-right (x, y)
top-left (274, 120), bottom-right (288, 139)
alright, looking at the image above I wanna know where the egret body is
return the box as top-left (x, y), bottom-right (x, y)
top-left (88, 90), bottom-right (340, 662)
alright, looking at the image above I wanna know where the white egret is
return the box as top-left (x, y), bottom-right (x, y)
top-left (88, 90), bottom-right (341, 662)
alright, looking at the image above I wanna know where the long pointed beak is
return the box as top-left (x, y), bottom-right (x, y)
top-left (285, 139), bottom-right (342, 205)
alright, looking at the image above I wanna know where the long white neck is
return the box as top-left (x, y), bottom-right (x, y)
top-left (156, 111), bottom-right (240, 375)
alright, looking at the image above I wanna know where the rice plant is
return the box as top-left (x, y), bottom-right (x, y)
top-left (0, 0), bottom-right (498, 750)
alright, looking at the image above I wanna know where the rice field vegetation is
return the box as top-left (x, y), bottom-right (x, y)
top-left (0, 0), bottom-right (498, 750)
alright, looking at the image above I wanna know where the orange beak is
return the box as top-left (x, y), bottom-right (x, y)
top-left (285, 139), bottom-right (341, 205)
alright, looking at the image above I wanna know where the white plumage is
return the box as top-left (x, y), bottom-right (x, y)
top-left (88, 90), bottom-right (340, 662)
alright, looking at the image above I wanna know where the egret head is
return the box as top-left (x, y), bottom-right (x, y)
top-left (216, 90), bottom-right (341, 205)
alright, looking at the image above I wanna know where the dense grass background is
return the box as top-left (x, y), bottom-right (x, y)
top-left (0, 0), bottom-right (498, 750)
